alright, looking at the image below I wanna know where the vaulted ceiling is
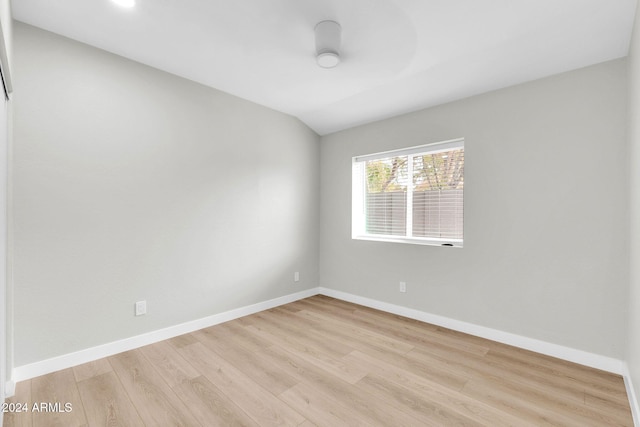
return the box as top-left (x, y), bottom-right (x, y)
top-left (12, 0), bottom-right (637, 135)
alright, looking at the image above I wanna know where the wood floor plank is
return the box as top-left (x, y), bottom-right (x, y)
top-left (194, 326), bottom-right (299, 395)
top-left (488, 343), bottom-right (624, 385)
top-left (300, 296), bottom-right (441, 337)
top-left (31, 368), bottom-right (87, 427)
top-left (276, 303), bottom-right (301, 313)
top-left (406, 346), bottom-right (587, 405)
top-left (257, 309), bottom-right (356, 357)
top-left (407, 346), bottom-right (632, 426)
top-left (217, 320), bottom-right (275, 351)
top-left (253, 344), bottom-right (429, 427)
top-left (108, 349), bottom-right (201, 426)
top-left (296, 309), bottom-right (416, 355)
top-left (461, 377), bottom-right (582, 426)
top-left (72, 360), bottom-right (113, 383)
top-left (318, 297), bottom-right (492, 350)
top-left (232, 313), bottom-right (261, 327)
top-left (288, 309), bottom-right (405, 358)
top-left (342, 350), bottom-right (532, 427)
top-left (585, 391), bottom-right (634, 421)
top-left (293, 297), bottom-right (358, 316)
top-left (485, 346), bottom-right (628, 403)
top-left (195, 320), bottom-right (272, 353)
top-left (279, 313), bottom-right (469, 391)
top-left (304, 296), bottom-right (491, 360)
top-left (167, 333), bottom-right (198, 349)
top-left (350, 308), bottom-right (491, 357)
top-left (243, 322), bottom-right (368, 385)
top-left (76, 371), bottom-right (144, 427)
top-left (138, 341), bottom-right (200, 388)
top-left (278, 382), bottom-right (369, 427)
top-left (172, 375), bottom-right (260, 427)
top-left (356, 373), bottom-right (484, 426)
top-left (177, 342), bottom-right (306, 427)
top-left (4, 295), bottom-right (633, 427)
top-left (462, 376), bottom-right (632, 427)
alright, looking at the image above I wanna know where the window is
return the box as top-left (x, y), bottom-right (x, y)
top-left (352, 138), bottom-right (464, 247)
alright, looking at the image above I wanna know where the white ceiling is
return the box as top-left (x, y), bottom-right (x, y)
top-left (12, 0), bottom-right (638, 135)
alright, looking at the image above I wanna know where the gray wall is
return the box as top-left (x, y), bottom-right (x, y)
top-left (12, 22), bottom-right (320, 366)
top-left (628, 1), bottom-right (640, 413)
top-left (320, 59), bottom-right (629, 358)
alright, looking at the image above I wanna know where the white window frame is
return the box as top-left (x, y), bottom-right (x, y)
top-left (352, 138), bottom-right (464, 248)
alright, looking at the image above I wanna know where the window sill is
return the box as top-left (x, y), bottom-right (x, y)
top-left (352, 234), bottom-right (463, 248)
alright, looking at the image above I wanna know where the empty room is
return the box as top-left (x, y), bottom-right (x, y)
top-left (1, 0), bottom-right (640, 425)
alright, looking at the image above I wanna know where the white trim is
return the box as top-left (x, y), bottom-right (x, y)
top-left (406, 156), bottom-right (414, 237)
top-left (353, 235), bottom-right (463, 248)
top-left (318, 287), bottom-right (626, 374)
top-left (623, 363), bottom-right (640, 427)
top-left (12, 287), bottom-right (320, 382)
top-left (4, 379), bottom-right (14, 398)
top-left (353, 138), bottom-right (464, 162)
top-left (351, 160), bottom-right (365, 238)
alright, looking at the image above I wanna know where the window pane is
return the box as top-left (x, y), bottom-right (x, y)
top-left (412, 149), bottom-right (464, 239)
top-left (365, 156), bottom-right (408, 236)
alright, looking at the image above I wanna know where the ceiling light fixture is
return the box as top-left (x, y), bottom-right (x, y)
top-left (112, 0), bottom-right (135, 8)
top-left (315, 20), bottom-right (341, 68)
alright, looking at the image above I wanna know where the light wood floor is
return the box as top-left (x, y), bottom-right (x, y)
top-left (3, 295), bottom-right (634, 426)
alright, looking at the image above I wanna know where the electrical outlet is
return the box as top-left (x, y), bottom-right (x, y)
top-left (135, 300), bottom-right (147, 316)
top-left (399, 282), bottom-right (407, 293)
top-left (294, 271), bottom-right (300, 282)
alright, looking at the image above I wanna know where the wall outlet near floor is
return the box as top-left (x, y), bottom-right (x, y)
top-left (135, 300), bottom-right (147, 316)
top-left (399, 281), bottom-right (407, 293)
top-left (294, 271), bottom-right (300, 282)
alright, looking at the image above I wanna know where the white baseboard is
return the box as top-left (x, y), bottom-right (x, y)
top-left (12, 287), bottom-right (320, 382)
top-left (4, 379), bottom-right (15, 398)
top-left (623, 363), bottom-right (640, 427)
top-left (318, 287), bottom-right (625, 375)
